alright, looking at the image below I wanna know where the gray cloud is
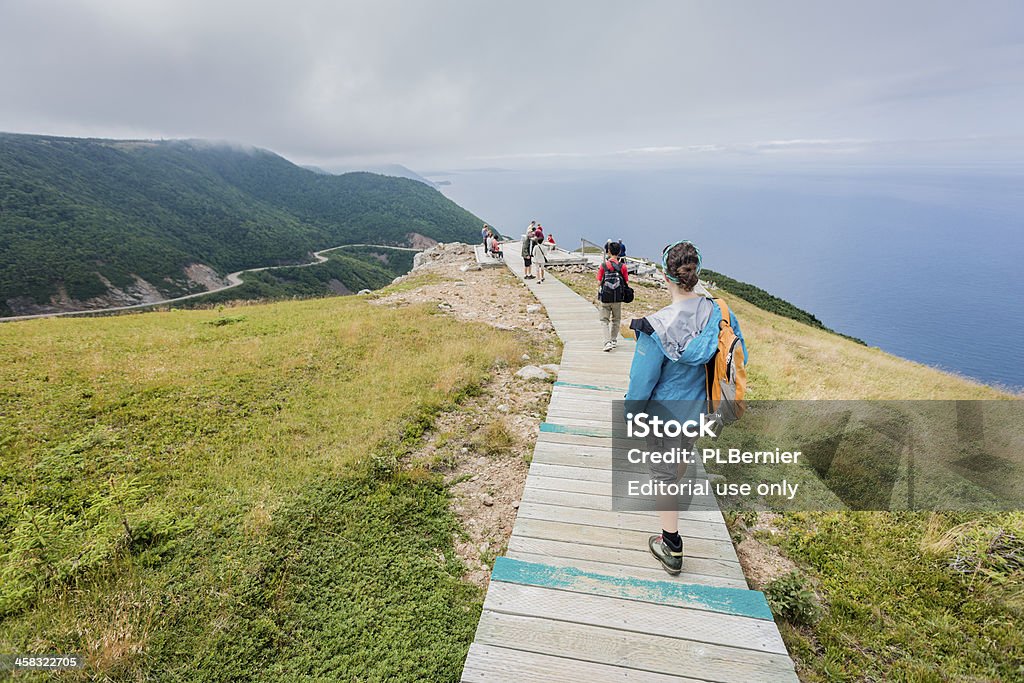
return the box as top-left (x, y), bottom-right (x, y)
top-left (1, 0), bottom-right (1022, 169)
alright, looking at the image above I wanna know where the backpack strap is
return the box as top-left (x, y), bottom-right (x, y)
top-left (715, 297), bottom-right (732, 329)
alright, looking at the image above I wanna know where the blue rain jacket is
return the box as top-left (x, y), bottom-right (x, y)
top-left (624, 299), bottom-right (747, 413)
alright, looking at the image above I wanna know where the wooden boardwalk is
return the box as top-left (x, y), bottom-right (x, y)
top-left (461, 244), bottom-right (798, 682)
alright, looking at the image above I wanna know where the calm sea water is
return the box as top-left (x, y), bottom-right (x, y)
top-left (438, 167), bottom-right (1024, 391)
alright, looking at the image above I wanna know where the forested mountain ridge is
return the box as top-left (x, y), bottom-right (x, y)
top-left (0, 133), bottom-right (483, 316)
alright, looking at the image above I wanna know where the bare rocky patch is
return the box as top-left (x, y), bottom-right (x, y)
top-left (728, 512), bottom-right (800, 589)
top-left (373, 242), bottom-right (560, 587)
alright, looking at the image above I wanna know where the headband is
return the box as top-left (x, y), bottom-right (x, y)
top-left (662, 240), bottom-right (702, 283)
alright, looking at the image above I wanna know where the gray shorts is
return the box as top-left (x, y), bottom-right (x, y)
top-left (646, 433), bottom-right (698, 484)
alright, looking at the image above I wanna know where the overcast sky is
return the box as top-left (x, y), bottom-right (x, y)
top-left (1, 1), bottom-right (1022, 170)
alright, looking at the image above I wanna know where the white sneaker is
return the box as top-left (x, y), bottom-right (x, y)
top-left (611, 340), bottom-right (617, 349)
top-left (603, 341), bottom-right (613, 352)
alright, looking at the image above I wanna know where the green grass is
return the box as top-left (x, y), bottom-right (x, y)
top-left (0, 277), bottom-right (527, 680)
top-left (774, 512), bottom-right (1024, 681)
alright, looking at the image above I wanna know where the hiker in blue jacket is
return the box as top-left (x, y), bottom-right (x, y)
top-left (623, 240), bottom-right (746, 575)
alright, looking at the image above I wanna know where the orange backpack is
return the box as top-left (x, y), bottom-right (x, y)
top-left (704, 298), bottom-right (747, 424)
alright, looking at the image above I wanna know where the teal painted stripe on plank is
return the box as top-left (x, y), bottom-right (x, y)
top-left (554, 380), bottom-right (626, 393)
top-left (491, 556), bottom-right (773, 621)
top-left (539, 422), bottom-right (612, 438)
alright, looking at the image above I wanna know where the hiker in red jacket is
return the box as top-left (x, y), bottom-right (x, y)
top-left (596, 242), bottom-right (628, 351)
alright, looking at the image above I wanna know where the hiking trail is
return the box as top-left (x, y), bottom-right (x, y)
top-left (461, 241), bottom-right (798, 682)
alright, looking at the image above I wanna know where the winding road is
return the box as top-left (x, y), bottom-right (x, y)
top-left (0, 244), bottom-right (423, 323)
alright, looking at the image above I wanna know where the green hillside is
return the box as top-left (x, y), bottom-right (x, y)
top-left (187, 247), bottom-right (417, 306)
top-left (0, 134), bottom-right (482, 315)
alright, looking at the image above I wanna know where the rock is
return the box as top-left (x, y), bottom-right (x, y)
top-left (707, 473), bottom-right (726, 484)
top-left (460, 264), bottom-right (481, 272)
top-left (481, 494), bottom-right (495, 507)
top-left (521, 354), bottom-right (531, 361)
top-left (515, 365), bottom-right (550, 381)
top-left (455, 281), bottom-right (467, 287)
top-left (497, 404), bottom-right (510, 413)
top-left (537, 322), bottom-right (553, 331)
top-left (539, 364), bottom-right (560, 375)
top-left (357, 289), bottom-right (372, 295)
top-left (512, 500), bottom-right (520, 509)
top-left (526, 304), bottom-right (543, 314)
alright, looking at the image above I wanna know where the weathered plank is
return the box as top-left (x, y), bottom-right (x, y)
top-left (520, 486), bottom-right (723, 513)
top-left (511, 517), bottom-right (737, 562)
top-left (490, 557), bottom-right (771, 619)
top-left (504, 550), bottom-right (750, 589)
top-left (483, 582), bottom-right (787, 654)
top-left (473, 612), bottom-right (797, 682)
top-left (506, 536), bottom-right (746, 582)
top-left (461, 643), bottom-right (706, 683)
top-left (513, 501), bottom-right (732, 541)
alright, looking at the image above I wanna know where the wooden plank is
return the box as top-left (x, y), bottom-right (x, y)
top-left (490, 557), bottom-right (772, 619)
top-left (472, 611), bottom-right (797, 683)
top-left (504, 550), bottom-right (749, 589)
top-left (461, 643), bottom-right (707, 683)
top-left (484, 582), bottom-right (786, 655)
top-left (553, 380), bottom-right (629, 393)
top-left (524, 474), bottom-right (722, 510)
top-left (528, 461), bottom-right (710, 487)
top-left (527, 461), bottom-right (614, 482)
top-left (539, 421), bottom-right (612, 438)
top-left (514, 501), bottom-right (731, 541)
top-left (537, 430), bottom-right (623, 446)
top-left (506, 536), bottom-right (745, 582)
top-left (511, 517), bottom-right (737, 562)
top-left (521, 485), bottom-right (723, 513)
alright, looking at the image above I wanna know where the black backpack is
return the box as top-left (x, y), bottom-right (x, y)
top-left (599, 260), bottom-right (628, 303)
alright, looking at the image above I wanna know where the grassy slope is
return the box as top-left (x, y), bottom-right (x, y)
top-left (555, 270), bottom-right (1022, 681)
top-left (0, 279), bottom-right (528, 680)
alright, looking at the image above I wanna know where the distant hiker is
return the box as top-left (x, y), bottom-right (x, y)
top-left (617, 239), bottom-right (626, 259)
top-left (531, 234), bottom-right (548, 282)
top-left (490, 234), bottom-right (503, 259)
top-left (533, 224), bottom-right (545, 244)
top-left (596, 241), bottom-right (628, 351)
top-left (546, 233), bottom-right (556, 247)
top-left (622, 240), bottom-right (746, 576)
top-left (482, 224), bottom-right (491, 250)
top-left (522, 231), bottom-right (535, 279)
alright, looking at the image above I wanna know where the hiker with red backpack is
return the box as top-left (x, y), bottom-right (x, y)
top-left (596, 241), bottom-right (631, 351)
top-left (622, 240), bottom-right (747, 576)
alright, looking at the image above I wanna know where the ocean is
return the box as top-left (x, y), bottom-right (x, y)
top-left (437, 166), bottom-right (1024, 391)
